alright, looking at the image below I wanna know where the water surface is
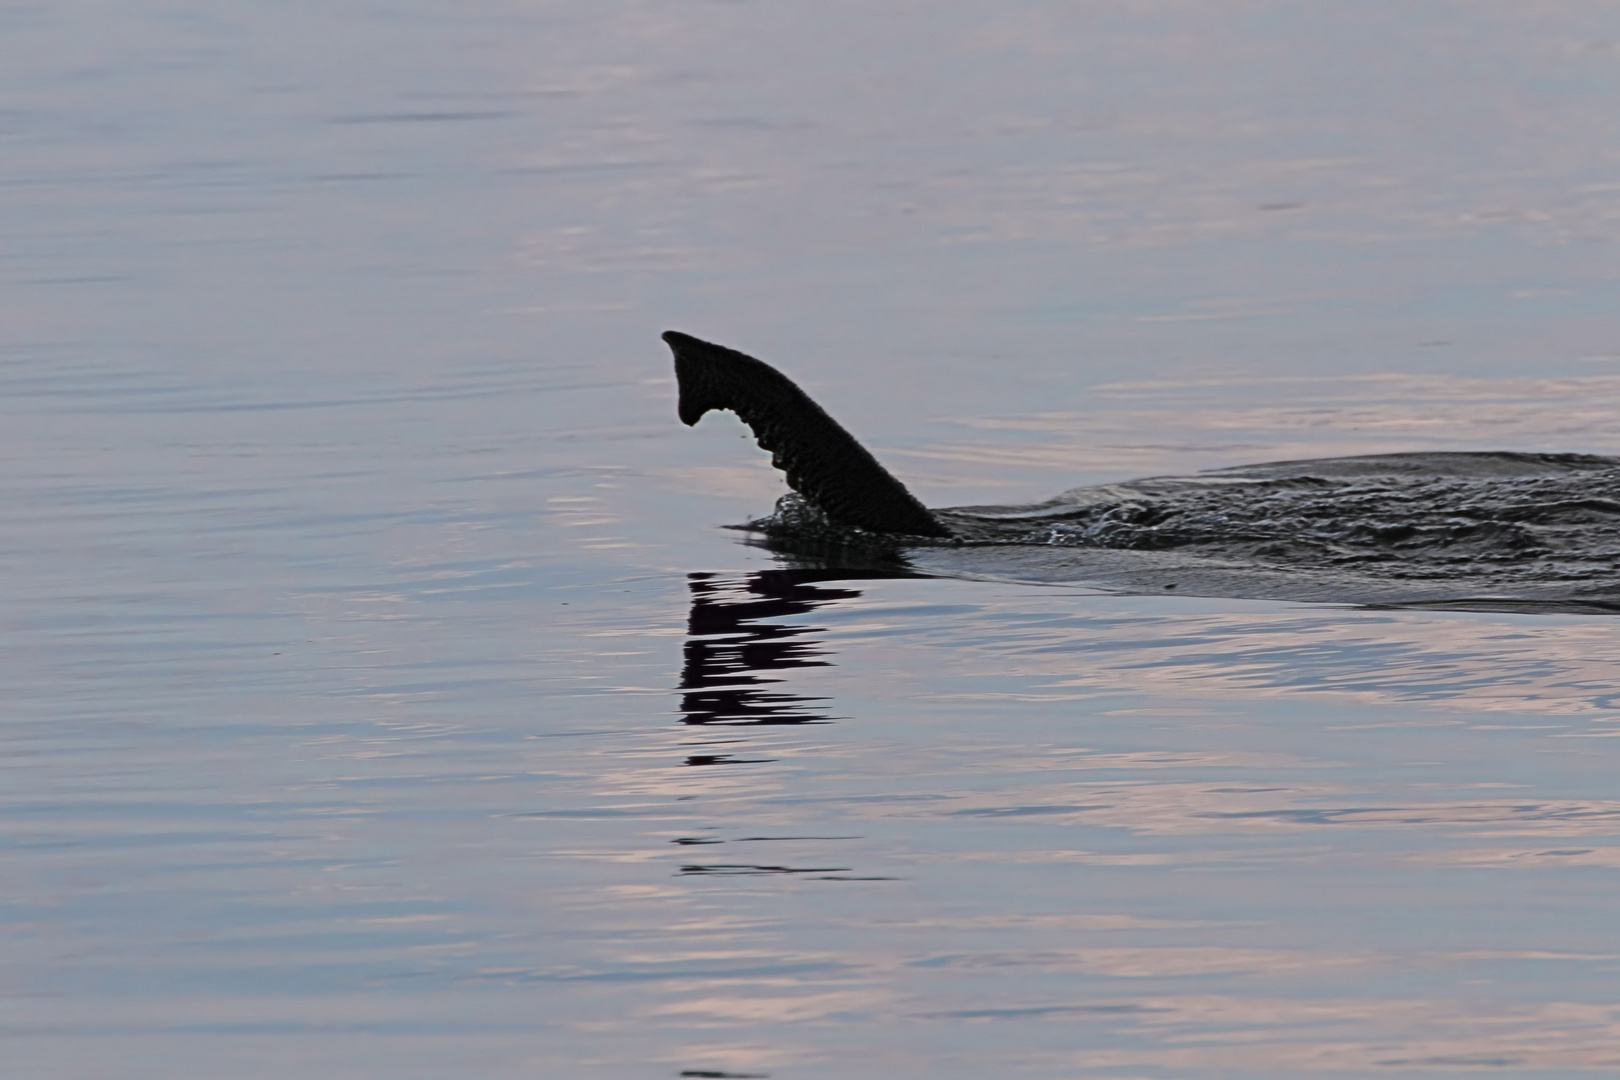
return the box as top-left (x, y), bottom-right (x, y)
top-left (5, 2), bottom-right (1620, 1077)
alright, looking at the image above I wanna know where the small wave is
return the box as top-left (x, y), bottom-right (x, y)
top-left (748, 453), bottom-right (1620, 611)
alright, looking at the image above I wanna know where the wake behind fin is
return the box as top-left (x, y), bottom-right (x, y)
top-left (663, 331), bottom-right (951, 538)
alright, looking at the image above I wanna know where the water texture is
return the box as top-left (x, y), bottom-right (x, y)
top-left (5, 2), bottom-right (1620, 1078)
top-left (751, 450), bottom-right (1620, 610)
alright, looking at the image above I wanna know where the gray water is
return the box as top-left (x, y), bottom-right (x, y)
top-left (7, 2), bottom-right (1620, 1077)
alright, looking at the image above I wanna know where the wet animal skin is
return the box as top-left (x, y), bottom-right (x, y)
top-left (664, 331), bottom-right (949, 537)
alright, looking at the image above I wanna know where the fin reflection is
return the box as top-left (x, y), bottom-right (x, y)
top-left (672, 570), bottom-right (904, 881)
top-left (679, 570), bottom-right (860, 728)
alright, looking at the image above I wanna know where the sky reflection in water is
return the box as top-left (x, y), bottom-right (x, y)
top-left (536, 568), bottom-right (1620, 1075)
top-left (5, 0), bottom-right (1620, 1077)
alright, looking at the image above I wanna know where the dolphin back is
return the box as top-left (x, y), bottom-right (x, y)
top-left (662, 331), bottom-right (950, 537)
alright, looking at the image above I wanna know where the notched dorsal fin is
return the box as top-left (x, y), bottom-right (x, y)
top-left (662, 330), bottom-right (950, 537)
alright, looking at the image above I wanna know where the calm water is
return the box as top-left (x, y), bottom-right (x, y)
top-left (7, 2), bottom-right (1620, 1077)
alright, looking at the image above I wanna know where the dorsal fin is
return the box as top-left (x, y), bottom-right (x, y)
top-left (663, 331), bottom-right (951, 538)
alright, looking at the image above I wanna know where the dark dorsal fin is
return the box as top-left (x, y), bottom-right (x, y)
top-left (663, 331), bottom-right (951, 537)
